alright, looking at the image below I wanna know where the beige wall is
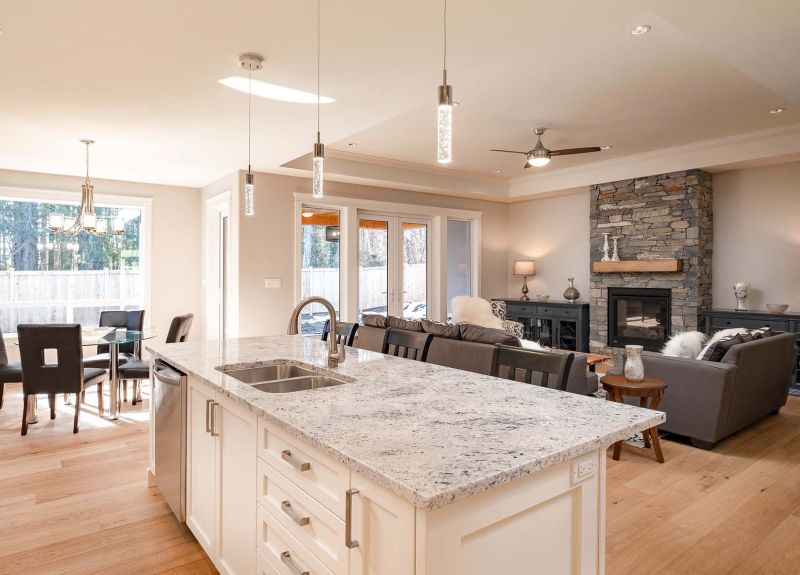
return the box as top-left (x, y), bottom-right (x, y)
top-left (507, 188), bottom-right (591, 301)
top-left (713, 162), bottom-right (800, 311)
top-left (0, 168), bottom-right (203, 357)
top-left (236, 172), bottom-right (509, 336)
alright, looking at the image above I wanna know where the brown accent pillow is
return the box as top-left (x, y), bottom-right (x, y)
top-left (700, 333), bottom-right (751, 362)
top-left (458, 323), bottom-right (520, 347)
top-left (387, 316), bottom-right (424, 332)
top-left (749, 327), bottom-right (774, 339)
top-left (361, 314), bottom-right (388, 329)
top-left (421, 319), bottom-right (461, 340)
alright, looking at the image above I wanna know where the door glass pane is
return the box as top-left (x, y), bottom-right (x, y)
top-left (402, 222), bottom-right (427, 319)
top-left (300, 207), bottom-right (340, 335)
top-left (446, 219), bottom-right (471, 319)
top-left (359, 219), bottom-right (388, 318)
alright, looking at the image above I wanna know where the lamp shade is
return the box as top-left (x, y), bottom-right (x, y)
top-left (513, 260), bottom-right (535, 276)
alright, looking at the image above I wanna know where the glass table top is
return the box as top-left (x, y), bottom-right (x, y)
top-left (81, 328), bottom-right (158, 346)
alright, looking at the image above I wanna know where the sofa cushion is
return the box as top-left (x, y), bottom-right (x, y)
top-left (387, 316), bottom-right (424, 332)
top-left (458, 323), bottom-right (520, 347)
top-left (421, 319), bottom-right (461, 340)
top-left (699, 333), bottom-right (752, 362)
top-left (361, 314), bottom-right (388, 329)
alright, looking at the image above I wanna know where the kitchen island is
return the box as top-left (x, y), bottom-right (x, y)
top-left (146, 335), bottom-right (663, 575)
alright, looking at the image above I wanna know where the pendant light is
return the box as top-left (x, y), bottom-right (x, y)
top-left (312, 0), bottom-right (324, 198)
top-left (436, 0), bottom-right (453, 164)
top-left (239, 53), bottom-right (263, 216)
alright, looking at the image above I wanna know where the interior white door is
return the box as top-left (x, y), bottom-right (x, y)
top-left (215, 394), bottom-right (257, 575)
top-left (186, 379), bottom-right (216, 555)
top-left (204, 192), bottom-right (231, 341)
top-left (348, 472), bottom-right (415, 575)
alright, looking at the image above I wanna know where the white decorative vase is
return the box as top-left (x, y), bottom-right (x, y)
top-left (624, 345), bottom-right (645, 382)
top-left (733, 282), bottom-right (750, 311)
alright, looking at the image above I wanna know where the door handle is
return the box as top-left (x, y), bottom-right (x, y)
top-left (345, 488), bottom-right (360, 549)
top-left (280, 551), bottom-right (309, 575)
top-left (205, 399), bottom-right (213, 434)
top-left (281, 500), bottom-right (311, 526)
top-left (210, 402), bottom-right (220, 437)
top-left (281, 449), bottom-right (311, 472)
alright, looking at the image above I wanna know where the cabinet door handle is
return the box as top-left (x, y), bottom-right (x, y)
top-left (281, 500), bottom-right (310, 526)
top-left (280, 551), bottom-right (309, 575)
top-left (345, 488), bottom-right (360, 549)
top-left (210, 402), bottom-right (220, 437)
top-left (205, 399), bottom-right (213, 434)
top-left (281, 449), bottom-right (311, 472)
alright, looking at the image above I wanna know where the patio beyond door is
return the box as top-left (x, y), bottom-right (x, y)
top-left (358, 215), bottom-right (429, 320)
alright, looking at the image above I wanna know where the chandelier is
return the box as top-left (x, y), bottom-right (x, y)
top-left (47, 139), bottom-right (125, 236)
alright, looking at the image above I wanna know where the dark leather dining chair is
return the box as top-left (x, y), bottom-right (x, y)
top-left (17, 324), bottom-right (106, 435)
top-left (321, 320), bottom-right (359, 347)
top-left (118, 314), bottom-right (193, 405)
top-left (0, 325), bottom-right (23, 409)
top-left (84, 310), bottom-right (145, 402)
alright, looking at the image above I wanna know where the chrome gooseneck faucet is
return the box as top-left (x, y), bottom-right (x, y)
top-left (287, 296), bottom-right (346, 368)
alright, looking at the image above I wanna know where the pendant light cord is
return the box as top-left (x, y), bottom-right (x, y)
top-left (248, 68), bottom-right (252, 172)
top-left (316, 0), bottom-right (321, 142)
top-left (443, 0), bottom-right (447, 72)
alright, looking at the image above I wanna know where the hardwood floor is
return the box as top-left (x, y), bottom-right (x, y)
top-left (2, 381), bottom-right (799, 574)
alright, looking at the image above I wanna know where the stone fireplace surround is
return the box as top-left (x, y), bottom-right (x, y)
top-left (589, 169), bottom-right (713, 355)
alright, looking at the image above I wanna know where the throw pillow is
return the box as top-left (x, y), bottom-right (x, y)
top-left (387, 316), bottom-right (424, 332)
top-left (696, 327), bottom-right (749, 360)
top-left (662, 331), bottom-right (708, 359)
top-left (450, 296), bottom-right (504, 330)
top-left (458, 323), bottom-right (520, 347)
top-left (749, 326), bottom-right (774, 339)
top-left (421, 319), bottom-right (461, 340)
top-left (361, 314), bottom-right (388, 329)
top-left (698, 333), bottom-right (752, 362)
top-left (490, 299), bottom-right (507, 319)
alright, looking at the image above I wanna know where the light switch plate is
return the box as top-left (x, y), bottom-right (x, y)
top-left (264, 278), bottom-right (282, 289)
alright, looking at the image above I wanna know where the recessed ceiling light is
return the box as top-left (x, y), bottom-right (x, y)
top-left (492, 169), bottom-right (502, 173)
top-left (347, 142), bottom-right (358, 147)
top-left (630, 24), bottom-right (651, 35)
top-left (601, 145), bottom-right (612, 150)
top-left (219, 76), bottom-right (335, 104)
top-left (769, 107), bottom-right (786, 114)
top-left (453, 101), bottom-right (461, 107)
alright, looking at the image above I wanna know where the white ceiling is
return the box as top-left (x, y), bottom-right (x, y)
top-left (0, 0), bottom-right (798, 193)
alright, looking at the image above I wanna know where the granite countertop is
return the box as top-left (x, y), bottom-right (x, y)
top-left (146, 335), bottom-right (664, 510)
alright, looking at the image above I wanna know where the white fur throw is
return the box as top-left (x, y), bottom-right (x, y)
top-left (519, 339), bottom-right (550, 351)
top-left (661, 331), bottom-right (708, 359)
top-left (451, 296), bottom-right (504, 330)
top-left (695, 328), bottom-right (749, 360)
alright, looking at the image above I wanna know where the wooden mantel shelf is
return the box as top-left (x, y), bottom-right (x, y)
top-left (592, 259), bottom-right (683, 273)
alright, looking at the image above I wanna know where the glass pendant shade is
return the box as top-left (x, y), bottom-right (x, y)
top-left (113, 217), bottom-right (125, 235)
top-left (312, 140), bottom-right (324, 198)
top-left (96, 219), bottom-right (108, 236)
top-left (437, 82), bottom-right (453, 164)
top-left (244, 172), bottom-right (255, 216)
top-left (48, 213), bottom-right (64, 231)
top-left (82, 211), bottom-right (97, 231)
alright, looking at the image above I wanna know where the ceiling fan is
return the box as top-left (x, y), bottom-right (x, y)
top-left (491, 128), bottom-right (602, 168)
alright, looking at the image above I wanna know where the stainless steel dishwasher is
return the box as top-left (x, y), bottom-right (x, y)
top-left (153, 359), bottom-right (187, 522)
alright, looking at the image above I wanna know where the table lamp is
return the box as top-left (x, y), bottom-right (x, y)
top-left (513, 260), bottom-right (536, 301)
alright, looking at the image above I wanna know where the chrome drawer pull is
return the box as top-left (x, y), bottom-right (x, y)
top-left (205, 399), bottom-right (213, 434)
top-left (345, 488), bottom-right (360, 549)
top-left (281, 500), bottom-right (310, 526)
top-left (210, 402), bottom-right (220, 437)
top-left (280, 551), bottom-right (309, 575)
top-left (281, 449), bottom-right (311, 472)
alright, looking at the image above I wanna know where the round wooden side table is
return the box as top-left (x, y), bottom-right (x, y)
top-left (600, 374), bottom-right (667, 463)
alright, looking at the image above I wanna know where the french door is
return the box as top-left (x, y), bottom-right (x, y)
top-left (358, 214), bottom-right (430, 319)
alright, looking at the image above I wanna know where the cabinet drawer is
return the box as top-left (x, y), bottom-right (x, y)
top-left (258, 418), bottom-right (349, 519)
top-left (257, 505), bottom-right (336, 575)
top-left (539, 306), bottom-right (578, 318)
top-left (711, 317), bottom-right (788, 331)
top-left (257, 459), bottom-right (346, 575)
top-left (504, 302), bottom-right (532, 315)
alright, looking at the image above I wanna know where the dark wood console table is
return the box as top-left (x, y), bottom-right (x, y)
top-left (702, 308), bottom-right (800, 393)
top-left (495, 299), bottom-right (590, 352)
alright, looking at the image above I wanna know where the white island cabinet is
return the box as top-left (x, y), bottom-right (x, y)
top-left (149, 335), bottom-right (662, 575)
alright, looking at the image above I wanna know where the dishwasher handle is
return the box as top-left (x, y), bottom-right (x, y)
top-left (153, 360), bottom-right (184, 386)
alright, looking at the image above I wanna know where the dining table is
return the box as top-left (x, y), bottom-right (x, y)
top-left (21, 327), bottom-right (157, 424)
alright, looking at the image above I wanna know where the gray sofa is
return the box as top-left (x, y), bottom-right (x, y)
top-left (355, 325), bottom-right (598, 396)
top-left (632, 332), bottom-right (796, 449)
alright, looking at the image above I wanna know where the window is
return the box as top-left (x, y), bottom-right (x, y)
top-left (447, 219), bottom-right (472, 318)
top-left (300, 207), bottom-right (340, 334)
top-left (0, 197), bottom-right (143, 334)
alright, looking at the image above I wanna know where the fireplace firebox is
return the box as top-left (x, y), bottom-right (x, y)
top-left (608, 288), bottom-right (671, 351)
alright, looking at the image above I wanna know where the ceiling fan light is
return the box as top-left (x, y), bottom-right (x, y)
top-left (528, 156), bottom-right (550, 167)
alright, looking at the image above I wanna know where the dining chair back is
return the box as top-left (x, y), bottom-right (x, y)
top-left (0, 325), bottom-right (23, 409)
top-left (17, 324), bottom-right (105, 434)
top-left (166, 314), bottom-right (194, 343)
top-left (381, 329), bottom-right (433, 362)
top-left (96, 310), bottom-right (145, 355)
top-left (490, 344), bottom-right (574, 391)
top-left (321, 320), bottom-right (359, 347)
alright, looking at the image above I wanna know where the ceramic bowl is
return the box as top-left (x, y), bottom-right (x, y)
top-left (534, 294), bottom-right (550, 301)
top-left (766, 304), bottom-right (789, 313)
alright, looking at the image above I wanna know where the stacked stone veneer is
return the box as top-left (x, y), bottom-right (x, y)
top-left (589, 169), bottom-right (713, 355)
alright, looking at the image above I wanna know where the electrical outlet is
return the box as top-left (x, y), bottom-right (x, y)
top-left (264, 278), bottom-right (282, 289)
top-left (571, 457), bottom-right (598, 484)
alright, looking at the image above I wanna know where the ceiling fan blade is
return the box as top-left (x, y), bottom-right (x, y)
top-left (490, 149), bottom-right (529, 155)
top-left (549, 147), bottom-right (602, 156)
top-left (523, 161), bottom-right (532, 169)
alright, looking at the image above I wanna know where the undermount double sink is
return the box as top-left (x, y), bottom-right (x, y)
top-left (219, 363), bottom-right (349, 393)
